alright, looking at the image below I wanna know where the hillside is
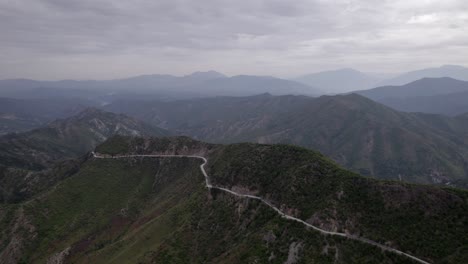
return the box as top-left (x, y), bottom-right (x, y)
top-left (0, 108), bottom-right (168, 170)
top-left (105, 94), bottom-right (468, 187)
top-left (1, 136), bottom-right (466, 263)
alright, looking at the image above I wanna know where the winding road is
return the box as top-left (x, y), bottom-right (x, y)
top-left (91, 152), bottom-right (430, 264)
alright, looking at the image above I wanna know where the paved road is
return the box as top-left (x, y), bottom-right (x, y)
top-left (92, 152), bottom-right (431, 264)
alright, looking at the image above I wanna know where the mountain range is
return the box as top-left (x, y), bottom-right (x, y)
top-left (0, 71), bottom-right (319, 102)
top-left (105, 93), bottom-right (468, 187)
top-left (294, 65), bottom-right (468, 94)
top-left (1, 65), bottom-right (467, 103)
top-left (0, 93), bottom-right (467, 263)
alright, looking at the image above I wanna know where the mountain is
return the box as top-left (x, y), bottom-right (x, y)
top-left (0, 97), bottom-right (97, 134)
top-left (185, 70), bottom-right (227, 81)
top-left (294, 68), bottom-right (380, 94)
top-left (193, 75), bottom-right (320, 96)
top-left (1, 136), bottom-right (466, 263)
top-left (0, 72), bottom-right (319, 102)
top-left (379, 90), bottom-right (468, 116)
top-left (105, 93), bottom-right (468, 187)
top-left (0, 108), bottom-right (168, 170)
top-left (357, 77), bottom-right (468, 100)
top-left (380, 65), bottom-right (468, 86)
top-left (355, 78), bottom-right (468, 116)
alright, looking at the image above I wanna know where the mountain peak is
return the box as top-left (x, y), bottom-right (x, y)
top-left (186, 71), bottom-right (226, 80)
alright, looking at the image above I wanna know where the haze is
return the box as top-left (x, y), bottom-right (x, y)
top-left (1, 0), bottom-right (468, 80)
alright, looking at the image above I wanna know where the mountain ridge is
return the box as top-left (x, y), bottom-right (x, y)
top-left (379, 65), bottom-right (468, 86)
top-left (0, 72), bottom-right (320, 100)
top-left (357, 77), bottom-right (468, 100)
top-left (105, 93), bottom-right (468, 187)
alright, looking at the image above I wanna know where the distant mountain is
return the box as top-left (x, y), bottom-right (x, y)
top-left (294, 68), bottom-right (380, 94)
top-left (0, 108), bottom-right (168, 170)
top-left (357, 77), bottom-right (468, 100)
top-left (355, 78), bottom-right (468, 115)
top-left (106, 93), bottom-right (468, 186)
top-left (0, 71), bottom-right (319, 101)
top-left (194, 75), bottom-right (320, 96)
top-left (185, 70), bottom-right (227, 81)
top-left (380, 65), bottom-right (468, 86)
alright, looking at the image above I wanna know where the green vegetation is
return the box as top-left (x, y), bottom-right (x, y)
top-left (1, 136), bottom-right (466, 263)
top-left (0, 156), bottom-right (203, 263)
top-left (208, 143), bottom-right (468, 263)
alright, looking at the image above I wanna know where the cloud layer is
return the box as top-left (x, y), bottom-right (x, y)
top-left (1, 0), bottom-right (467, 79)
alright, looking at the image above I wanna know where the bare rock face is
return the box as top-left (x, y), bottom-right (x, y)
top-left (0, 208), bottom-right (37, 264)
top-left (47, 247), bottom-right (71, 264)
top-left (284, 241), bottom-right (303, 264)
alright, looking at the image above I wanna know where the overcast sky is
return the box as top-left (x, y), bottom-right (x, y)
top-left (1, 0), bottom-right (468, 80)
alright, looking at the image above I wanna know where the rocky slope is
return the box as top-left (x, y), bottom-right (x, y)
top-left (0, 108), bottom-right (168, 170)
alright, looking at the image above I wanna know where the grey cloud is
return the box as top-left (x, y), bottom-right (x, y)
top-left (0, 0), bottom-right (467, 79)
